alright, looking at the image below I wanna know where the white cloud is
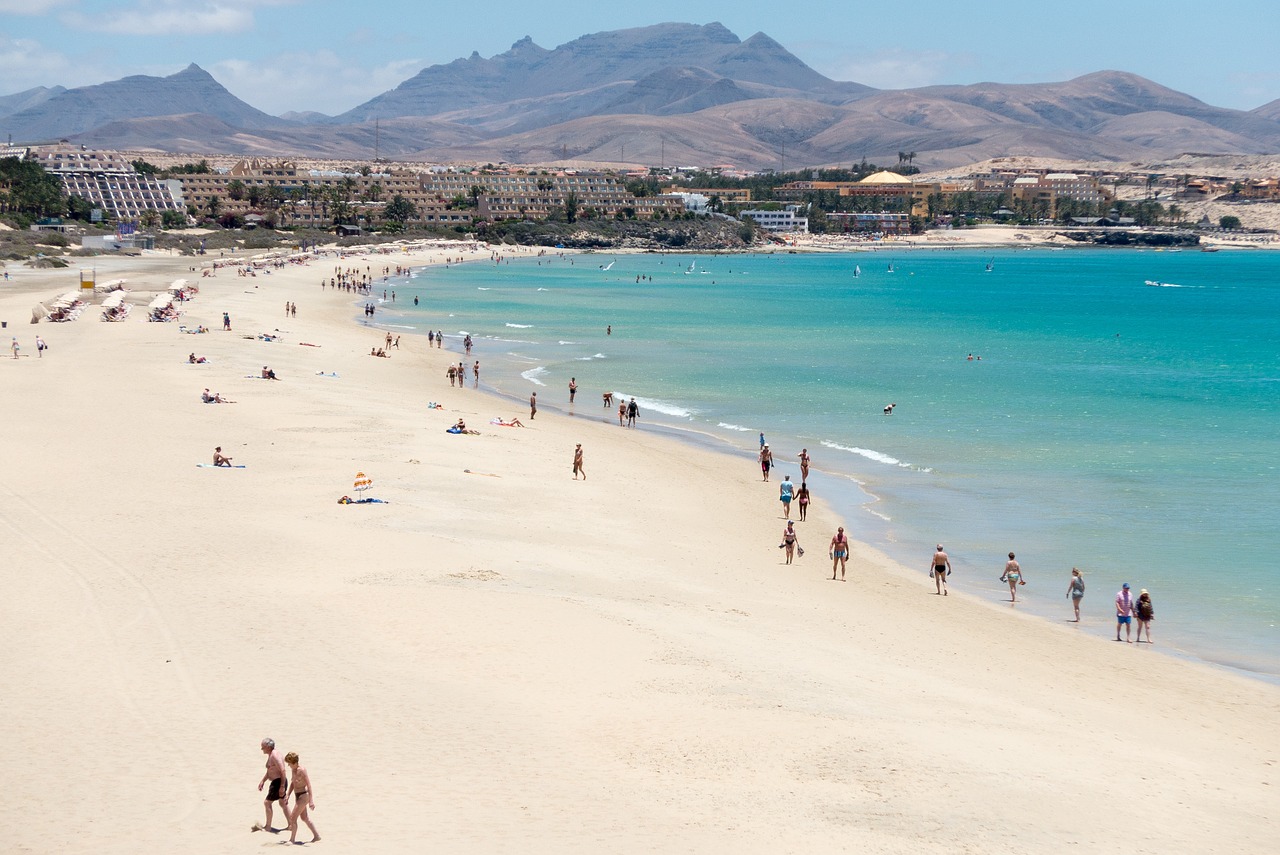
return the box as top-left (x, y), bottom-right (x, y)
top-left (211, 52), bottom-right (425, 116)
top-left (0, 0), bottom-right (73, 14)
top-left (819, 47), bottom-right (975, 91)
top-left (0, 35), bottom-right (75, 92)
top-left (61, 0), bottom-right (293, 37)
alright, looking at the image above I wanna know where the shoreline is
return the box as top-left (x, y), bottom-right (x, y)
top-left (1, 241), bottom-right (1275, 852)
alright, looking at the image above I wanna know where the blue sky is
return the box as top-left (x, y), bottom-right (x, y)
top-left (2, 0), bottom-right (1278, 115)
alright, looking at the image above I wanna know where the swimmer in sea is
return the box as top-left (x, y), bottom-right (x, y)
top-left (883, 403), bottom-right (896, 415)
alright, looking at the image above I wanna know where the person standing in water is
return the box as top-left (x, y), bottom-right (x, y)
top-left (797, 448), bottom-right (810, 481)
top-left (1001, 552), bottom-right (1024, 602)
top-left (1135, 589), bottom-right (1155, 643)
top-left (569, 377), bottom-right (577, 404)
top-left (1066, 568), bottom-right (1085, 621)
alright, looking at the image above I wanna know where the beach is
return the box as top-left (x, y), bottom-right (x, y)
top-left (0, 244), bottom-right (1275, 853)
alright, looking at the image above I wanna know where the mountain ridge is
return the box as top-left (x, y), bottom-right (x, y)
top-left (2, 24), bottom-right (1278, 170)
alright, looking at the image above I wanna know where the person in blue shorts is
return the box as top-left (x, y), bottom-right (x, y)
top-left (1115, 582), bottom-right (1134, 642)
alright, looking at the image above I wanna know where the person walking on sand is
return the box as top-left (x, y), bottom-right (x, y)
top-left (1001, 552), bottom-right (1025, 602)
top-left (798, 448), bottom-right (810, 481)
top-left (779, 475), bottom-right (794, 519)
top-left (473, 360), bottom-right (479, 388)
top-left (529, 392), bottom-right (537, 420)
top-left (573, 443), bottom-right (585, 480)
top-left (222, 312), bottom-right (231, 331)
top-left (284, 752), bottom-right (320, 844)
top-left (759, 444), bottom-right (773, 481)
top-left (1115, 582), bottom-right (1135, 642)
top-left (255, 738), bottom-right (289, 832)
top-left (10, 337), bottom-right (19, 359)
top-left (1066, 568), bottom-right (1085, 621)
top-left (35, 336), bottom-right (46, 358)
top-left (931, 544), bottom-right (951, 596)
top-left (569, 377), bottom-right (577, 404)
top-left (796, 481), bottom-right (811, 522)
top-left (781, 520), bottom-right (800, 565)
top-left (617, 400), bottom-right (626, 426)
top-left (1135, 589), bottom-right (1155, 643)
top-left (830, 526), bottom-right (849, 580)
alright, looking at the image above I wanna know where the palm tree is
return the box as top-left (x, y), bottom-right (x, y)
top-left (206, 196), bottom-right (222, 220)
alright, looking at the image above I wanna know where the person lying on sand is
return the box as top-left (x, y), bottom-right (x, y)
top-left (188, 353), bottom-right (207, 364)
top-left (490, 417), bottom-right (525, 427)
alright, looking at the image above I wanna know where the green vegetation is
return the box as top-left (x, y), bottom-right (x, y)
top-left (0, 157), bottom-right (65, 219)
top-left (1219, 215), bottom-right (1241, 229)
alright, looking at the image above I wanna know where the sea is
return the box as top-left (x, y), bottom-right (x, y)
top-left (371, 247), bottom-right (1279, 681)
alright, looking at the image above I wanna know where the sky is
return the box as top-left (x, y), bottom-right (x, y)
top-left (2, 0), bottom-right (1278, 116)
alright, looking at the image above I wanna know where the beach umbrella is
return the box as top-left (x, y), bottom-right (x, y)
top-left (354, 472), bottom-right (372, 497)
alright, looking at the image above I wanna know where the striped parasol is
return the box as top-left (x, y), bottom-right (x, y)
top-left (353, 472), bottom-right (372, 494)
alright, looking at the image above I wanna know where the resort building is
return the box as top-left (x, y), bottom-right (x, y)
top-left (741, 205), bottom-right (809, 233)
top-left (25, 143), bottom-right (184, 221)
top-left (826, 211), bottom-right (911, 234)
top-left (420, 172), bottom-right (686, 221)
top-left (1007, 173), bottom-right (1113, 217)
top-left (662, 186), bottom-right (752, 204)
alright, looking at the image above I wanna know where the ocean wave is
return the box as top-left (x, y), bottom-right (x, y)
top-left (506, 323), bottom-right (533, 328)
top-left (820, 440), bottom-right (925, 471)
top-left (476, 287), bottom-right (490, 290)
top-left (521, 366), bottom-right (548, 386)
top-left (557, 340), bottom-right (577, 345)
top-left (718, 423), bottom-right (754, 432)
top-left (536, 287), bottom-right (549, 291)
top-left (616, 393), bottom-right (693, 418)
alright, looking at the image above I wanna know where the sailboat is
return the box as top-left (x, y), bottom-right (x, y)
top-left (853, 265), bottom-right (861, 278)
top-left (985, 259), bottom-right (994, 272)
top-left (887, 262), bottom-right (894, 273)
top-left (602, 260), bottom-right (614, 271)
top-left (685, 260), bottom-right (696, 274)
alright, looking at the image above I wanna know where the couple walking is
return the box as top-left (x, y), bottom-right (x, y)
top-left (256, 737), bottom-right (320, 843)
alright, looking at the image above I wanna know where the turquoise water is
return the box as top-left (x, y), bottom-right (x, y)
top-left (382, 248), bottom-right (1279, 678)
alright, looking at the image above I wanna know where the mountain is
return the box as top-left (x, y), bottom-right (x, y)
top-left (2, 25), bottom-right (1278, 169)
top-left (1254, 98), bottom-right (1280, 122)
top-left (0, 86), bottom-right (66, 120)
top-left (337, 22), bottom-right (868, 124)
top-left (0, 64), bottom-right (287, 143)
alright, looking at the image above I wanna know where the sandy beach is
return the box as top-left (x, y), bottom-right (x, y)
top-left (1, 243), bottom-right (1275, 853)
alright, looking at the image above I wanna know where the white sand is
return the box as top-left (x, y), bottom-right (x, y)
top-left (0, 244), bottom-right (1275, 853)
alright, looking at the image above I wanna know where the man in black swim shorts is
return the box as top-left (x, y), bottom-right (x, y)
top-left (257, 737), bottom-right (289, 831)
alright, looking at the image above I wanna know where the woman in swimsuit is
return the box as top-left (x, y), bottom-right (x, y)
top-left (1066, 568), bottom-right (1085, 621)
top-left (781, 521), bottom-right (799, 565)
top-left (1001, 552), bottom-right (1024, 602)
top-left (284, 752), bottom-right (320, 844)
top-left (797, 448), bottom-right (810, 481)
top-left (796, 482), bottom-right (811, 522)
